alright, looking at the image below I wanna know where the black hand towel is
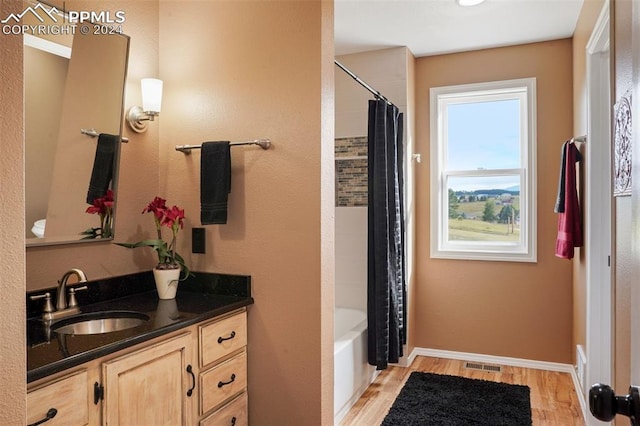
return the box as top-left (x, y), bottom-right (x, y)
top-left (201, 141), bottom-right (231, 225)
top-left (554, 141), bottom-right (568, 213)
top-left (86, 133), bottom-right (118, 204)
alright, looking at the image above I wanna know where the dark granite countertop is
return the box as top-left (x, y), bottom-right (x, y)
top-left (27, 271), bottom-right (253, 383)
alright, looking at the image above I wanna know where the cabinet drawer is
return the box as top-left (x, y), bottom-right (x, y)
top-left (200, 310), bottom-right (247, 366)
top-left (200, 392), bottom-right (248, 426)
top-left (27, 370), bottom-right (89, 426)
top-left (200, 351), bottom-right (247, 415)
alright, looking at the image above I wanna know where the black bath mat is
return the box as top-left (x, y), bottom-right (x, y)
top-left (382, 372), bottom-right (532, 425)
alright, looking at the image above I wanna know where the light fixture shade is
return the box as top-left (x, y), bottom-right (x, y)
top-left (457, 0), bottom-right (485, 6)
top-left (141, 78), bottom-right (163, 114)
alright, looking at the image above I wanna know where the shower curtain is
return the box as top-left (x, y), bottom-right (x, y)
top-left (367, 98), bottom-right (406, 370)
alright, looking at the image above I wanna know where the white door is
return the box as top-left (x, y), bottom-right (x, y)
top-left (584, 4), bottom-right (613, 426)
top-left (589, 2), bottom-right (640, 425)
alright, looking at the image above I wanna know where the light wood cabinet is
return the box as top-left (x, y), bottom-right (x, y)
top-left (198, 310), bottom-right (248, 423)
top-left (200, 393), bottom-right (248, 426)
top-left (27, 308), bottom-right (248, 425)
top-left (27, 370), bottom-right (90, 426)
top-left (200, 351), bottom-right (247, 415)
top-left (102, 332), bottom-right (194, 425)
top-left (200, 311), bottom-right (247, 367)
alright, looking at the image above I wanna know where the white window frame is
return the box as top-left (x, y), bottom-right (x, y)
top-left (430, 78), bottom-right (537, 262)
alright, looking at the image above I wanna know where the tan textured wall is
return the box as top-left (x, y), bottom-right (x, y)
top-left (415, 40), bottom-right (574, 363)
top-left (571, 0), bottom-right (605, 361)
top-left (158, 1), bottom-right (334, 423)
top-left (335, 47), bottom-right (409, 138)
top-left (0, 0), bottom-right (26, 423)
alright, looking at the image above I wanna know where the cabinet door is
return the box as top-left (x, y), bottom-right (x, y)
top-left (102, 333), bottom-right (193, 425)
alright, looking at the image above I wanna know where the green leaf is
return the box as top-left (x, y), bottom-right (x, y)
top-left (173, 251), bottom-right (194, 280)
top-left (114, 239), bottom-right (193, 279)
top-left (80, 228), bottom-right (99, 239)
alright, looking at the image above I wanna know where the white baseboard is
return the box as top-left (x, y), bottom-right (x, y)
top-left (405, 347), bottom-right (588, 422)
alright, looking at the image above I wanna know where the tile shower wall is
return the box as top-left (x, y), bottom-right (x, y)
top-left (335, 136), bottom-right (367, 207)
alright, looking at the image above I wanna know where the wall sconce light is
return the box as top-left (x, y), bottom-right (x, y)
top-left (126, 78), bottom-right (163, 133)
top-left (456, 0), bottom-right (485, 6)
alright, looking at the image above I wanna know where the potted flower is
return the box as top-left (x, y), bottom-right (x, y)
top-left (116, 196), bottom-right (193, 299)
top-left (83, 189), bottom-right (114, 239)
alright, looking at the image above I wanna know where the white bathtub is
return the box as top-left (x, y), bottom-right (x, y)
top-left (334, 307), bottom-right (378, 425)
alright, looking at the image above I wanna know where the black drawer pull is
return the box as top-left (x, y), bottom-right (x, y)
top-left (231, 416), bottom-right (237, 425)
top-left (28, 408), bottom-right (57, 426)
top-left (186, 364), bottom-right (196, 397)
top-left (218, 373), bottom-right (236, 388)
top-left (218, 331), bottom-right (236, 344)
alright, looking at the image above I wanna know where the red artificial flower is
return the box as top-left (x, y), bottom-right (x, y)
top-left (161, 206), bottom-right (185, 230)
top-left (84, 189), bottom-right (115, 238)
top-left (86, 189), bottom-right (115, 215)
top-left (116, 196), bottom-right (192, 278)
top-left (86, 204), bottom-right (102, 214)
top-left (103, 189), bottom-right (114, 206)
top-left (142, 196), bottom-right (167, 220)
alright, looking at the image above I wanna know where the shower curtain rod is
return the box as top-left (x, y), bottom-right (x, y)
top-left (334, 59), bottom-right (396, 108)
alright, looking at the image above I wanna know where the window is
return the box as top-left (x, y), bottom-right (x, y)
top-left (430, 78), bottom-right (537, 262)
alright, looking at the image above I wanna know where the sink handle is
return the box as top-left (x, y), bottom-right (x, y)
top-left (30, 292), bottom-right (54, 315)
top-left (186, 364), bottom-right (196, 397)
top-left (68, 286), bottom-right (88, 308)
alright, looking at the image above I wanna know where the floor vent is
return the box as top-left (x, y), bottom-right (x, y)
top-left (464, 361), bottom-right (502, 373)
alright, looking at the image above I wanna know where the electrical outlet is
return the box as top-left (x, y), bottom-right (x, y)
top-left (192, 228), bottom-right (205, 254)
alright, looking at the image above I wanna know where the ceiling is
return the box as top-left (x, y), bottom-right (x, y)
top-left (335, 0), bottom-right (585, 58)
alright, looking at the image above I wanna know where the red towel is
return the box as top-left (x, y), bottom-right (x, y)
top-left (555, 142), bottom-right (582, 259)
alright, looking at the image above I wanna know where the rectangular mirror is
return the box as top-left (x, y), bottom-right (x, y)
top-left (24, 0), bottom-right (129, 247)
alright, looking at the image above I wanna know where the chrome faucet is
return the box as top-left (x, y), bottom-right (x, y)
top-left (57, 269), bottom-right (88, 310)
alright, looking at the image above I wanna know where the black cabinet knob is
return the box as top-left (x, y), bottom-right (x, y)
top-left (27, 408), bottom-right (57, 426)
top-left (589, 383), bottom-right (640, 425)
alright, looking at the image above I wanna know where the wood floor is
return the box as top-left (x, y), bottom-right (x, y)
top-left (339, 356), bottom-right (585, 426)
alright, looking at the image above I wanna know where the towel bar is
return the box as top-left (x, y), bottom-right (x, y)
top-left (81, 128), bottom-right (129, 143)
top-left (175, 139), bottom-right (271, 154)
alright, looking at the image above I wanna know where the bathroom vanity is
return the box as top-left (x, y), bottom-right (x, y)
top-left (26, 272), bottom-right (252, 425)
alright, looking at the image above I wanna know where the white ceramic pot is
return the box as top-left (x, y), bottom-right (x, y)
top-left (153, 267), bottom-right (181, 300)
top-left (154, 299), bottom-right (179, 327)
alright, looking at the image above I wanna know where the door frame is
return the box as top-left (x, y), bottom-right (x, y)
top-left (585, 2), bottom-right (613, 424)
top-left (631, 0), bottom-right (640, 390)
